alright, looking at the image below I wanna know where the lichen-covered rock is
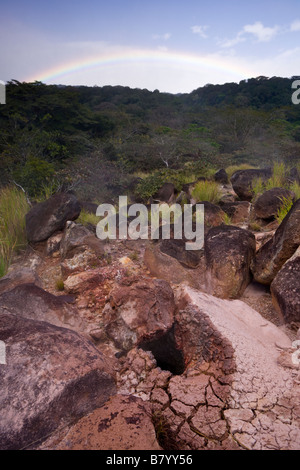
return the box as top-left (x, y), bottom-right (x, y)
top-left (271, 247), bottom-right (300, 323)
top-left (251, 199), bottom-right (300, 284)
top-left (0, 311), bottom-right (116, 450)
top-left (37, 394), bottom-right (161, 450)
top-left (204, 225), bottom-right (256, 299)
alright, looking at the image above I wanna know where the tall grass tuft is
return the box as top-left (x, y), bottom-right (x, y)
top-left (252, 177), bottom-right (265, 198)
top-left (276, 196), bottom-right (294, 224)
top-left (290, 181), bottom-right (300, 200)
top-left (265, 162), bottom-right (288, 191)
top-left (191, 180), bottom-right (222, 204)
top-left (77, 209), bottom-right (100, 227)
top-left (0, 186), bottom-right (29, 277)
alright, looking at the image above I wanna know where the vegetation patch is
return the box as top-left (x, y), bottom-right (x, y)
top-left (0, 186), bottom-right (29, 277)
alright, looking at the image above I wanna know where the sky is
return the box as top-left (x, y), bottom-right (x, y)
top-left (1, 0), bottom-right (300, 93)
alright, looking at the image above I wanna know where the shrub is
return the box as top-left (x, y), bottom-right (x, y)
top-left (13, 157), bottom-right (56, 197)
top-left (191, 180), bottom-right (222, 204)
top-left (0, 186), bottom-right (29, 277)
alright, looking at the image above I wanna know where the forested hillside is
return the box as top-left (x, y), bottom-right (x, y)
top-left (1, 76), bottom-right (300, 203)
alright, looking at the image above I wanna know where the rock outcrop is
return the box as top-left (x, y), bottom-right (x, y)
top-left (251, 199), bottom-right (300, 284)
top-left (163, 287), bottom-right (299, 450)
top-left (0, 311), bottom-right (116, 450)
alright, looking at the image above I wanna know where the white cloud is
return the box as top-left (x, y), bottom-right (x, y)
top-left (191, 25), bottom-right (209, 38)
top-left (290, 19), bottom-right (300, 32)
top-left (220, 32), bottom-right (246, 48)
top-left (243, 21), bottom-right (279, 42)
top-left (220, 21), bottom-right (279, 48)
top-left (152, 33), bottom-right (171, 41)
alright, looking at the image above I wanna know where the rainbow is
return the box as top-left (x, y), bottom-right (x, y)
top-left (26, 48), bottom-right (254, 86)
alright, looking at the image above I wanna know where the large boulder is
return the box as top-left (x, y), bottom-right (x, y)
top-left (0, 311), bottom-right (116, 450)
top-left (214, 168), bottom-right (229, 185)
top-left (143, 242), bottom-right (206, 290)
top-left (230, 168), bottom-right (272, 201)
top-left (270, 247), bottom-right (300, 324)
top-left (25, 192), bottom-right (81, 243)
top-left (253, 187), bottom-right (295, 220)
top-left (160, 238), bottom-right (202, 268)
top-left (201, 201), bottom-right (226, 229)
top-left (152, 183), bottom-right (175, 203)
top-left (204, 225), bottom-right (256, 299)
top-left (251, 199), bottom-right (300, 284)
top-left (102, 277), bottom-right (176, 352)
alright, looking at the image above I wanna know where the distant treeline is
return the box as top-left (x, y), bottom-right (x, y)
top-left (0, 77), bottom-right (299, 201)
